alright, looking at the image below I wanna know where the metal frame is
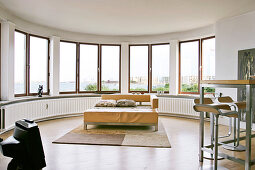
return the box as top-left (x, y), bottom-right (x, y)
top-left (199, 83), bottom-right (255, 170)
top-left (84, 122), bottom-right (158, 131)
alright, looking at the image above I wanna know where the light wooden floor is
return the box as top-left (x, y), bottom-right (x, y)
top-left (0, 116), bottom-right (254, 170)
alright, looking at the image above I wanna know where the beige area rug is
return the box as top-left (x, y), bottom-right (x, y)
top-left (53, 121), bottom-right (171, 148)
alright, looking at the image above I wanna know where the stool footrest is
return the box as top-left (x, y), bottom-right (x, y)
top-left (204, 133), bottom-right (255, 149)
top-left (202, 148), bottom-right (245, 165)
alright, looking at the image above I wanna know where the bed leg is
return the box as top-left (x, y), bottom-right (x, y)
top-left (155, 125), bottom-right (158, 131)
top-left (84, 123), bottom-right (87, 130)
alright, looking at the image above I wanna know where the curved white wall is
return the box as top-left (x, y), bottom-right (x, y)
top-left (0, 5), bottom-right (215, 100)
top-left (2, 7), bottom-right (255, 130)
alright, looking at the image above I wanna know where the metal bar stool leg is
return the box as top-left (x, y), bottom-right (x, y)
top-left (214, 115), bottom-right (219, 170)
top-left (235, 113), bottom-right (246, 151)
top-left (234, 118), bottom-right (236, 145)
top-left (223, 112), bottom-right (245, 151)
top-left (204, 113), bottom-right (224, 160)
top-left (211, 113), bottom-right (214, 148)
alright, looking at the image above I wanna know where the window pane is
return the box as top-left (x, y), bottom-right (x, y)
top-left (152, 44), bottom-right (170, 91)
top-left (14, 32), bottom-right (26, 94)
top-left (59, 42), bottom-right (76, 92)
top-left (202, 37), bottom-right (215, 93)
top-left (29, 36), bottom-right (48, 93)
top-left (101, 45), bottom-right (120, 91)
top-left (202, 38), bottom-right (215, 80)
top-left (180, 41), bottom-right (199, 93)
top-left (80, 44), bottom-right (98, 91)
top-left (130, 46), bottom-right (148, 91)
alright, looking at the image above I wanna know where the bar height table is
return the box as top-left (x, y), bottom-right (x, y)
top-left (199, 80), bottom-right (255, 170)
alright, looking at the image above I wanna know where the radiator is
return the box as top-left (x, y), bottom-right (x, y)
top-left (1, 97), bottom-right (101, 130)
top-left (1, 97), bottom-right (198, 130)
top-left (158, 97), bottom-right (199, 117)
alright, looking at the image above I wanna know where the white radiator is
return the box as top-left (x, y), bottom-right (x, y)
top-left (1, 96), bottom-right (198, 130)
top-left (158, 97), bottom-right (199, 117)
top-left (1, 97), bottom-right (101, 130)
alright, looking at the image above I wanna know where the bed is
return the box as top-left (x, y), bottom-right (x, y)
top-left (83, 94), bottom-right (159, 131)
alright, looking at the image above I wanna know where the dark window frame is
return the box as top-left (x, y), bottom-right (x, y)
top-left (14, 30), bottom-right (28, 97)
top-left (129, 44), bottom-right (150, 93)
top-left (78, 42), bottom-right (100, 93)
top-left (150, 43), bottom-right (170, 93)
top-left (99, 44), bottom-right (121, 93)
top-left (58, 41), bottom-right (121, 94)
top-left (14, 30), bottom-right (50, 97)
top-left (0, 22), bottom-right (2, 101)
top-left (28, 34), bottom-right (50, 96)
top-left (201, 36), bottom-right (216, 81)
top-left (178, 36), bottom-right (215, 94)
top-left (59, 40), bottom-right (78, 94)
top-left (129, 43), bottom-right (170, 93)
top-left (179, 39), bottom-right (200, 94)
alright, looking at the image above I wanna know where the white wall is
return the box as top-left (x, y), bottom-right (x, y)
top-left (121, 43), bottom-right (129, 94)
top-left (215, 10), bottom-right (255, 99)
top-left (1, 21), bottom-right (15, 100)
top-left (50, 36), bottom-right (60, 96)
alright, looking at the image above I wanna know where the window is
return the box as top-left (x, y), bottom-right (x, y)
top-left (178, 37), bottom-right (215, 94)
top-left (14, 31), bottom-right (27, 95)
top-left (101, 45), bottom-right (120, 92)
top-left (201, 37), bottom-right (215, 93)
top-left (129, 45), bottom-right (149, 92)
top-left (202, 37), bottom-right (215, 80)
top-left (151, 44), bottom-right (170, 92)
top-left (59, 42), bottom-right (121, 94)
top-left (29, 35), bottom-right (49, 94)
top-left (179, 40), bottom-right (200, 94)
top-left (14, 31), bottom-right (50, 97)
top-left (79, 44), bottom-right (98, 92)
top-left (59, 41), bottom-right (77, 93)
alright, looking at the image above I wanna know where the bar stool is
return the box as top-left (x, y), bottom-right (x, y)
top-left (217, 96), bottom-right (246, 151)
top-left (194, 98), bottom-right (233, 160)
top-left (193, 104), bottom-right (238, 170)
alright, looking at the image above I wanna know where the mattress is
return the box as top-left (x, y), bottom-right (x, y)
top-left (84, 106), bottom-right (158, 124)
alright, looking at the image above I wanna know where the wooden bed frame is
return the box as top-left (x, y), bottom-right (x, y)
top-left (83, 94), bottom-right (159, 131)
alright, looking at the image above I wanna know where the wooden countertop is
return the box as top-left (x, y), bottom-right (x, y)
top-left (200, 80), bottom-right (255, 85)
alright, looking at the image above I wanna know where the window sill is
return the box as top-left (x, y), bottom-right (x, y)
top-left (0, 93), bottom-right (102, 106)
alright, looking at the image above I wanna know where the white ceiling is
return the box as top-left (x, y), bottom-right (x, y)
top-left (0, 0), bottom-right (255, 36)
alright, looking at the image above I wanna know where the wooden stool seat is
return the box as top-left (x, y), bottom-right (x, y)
top-left (217, 96), bottom-right (246, 110)
top-left (193, 104), bottom-right (237, 116)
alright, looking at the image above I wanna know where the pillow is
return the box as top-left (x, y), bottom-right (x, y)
top-left (95, 100), bottom-right (116, 107)
top-left (116, 99), bottom-right (136, 107)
